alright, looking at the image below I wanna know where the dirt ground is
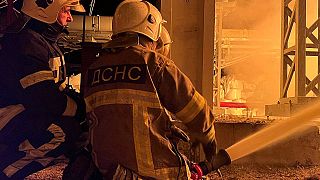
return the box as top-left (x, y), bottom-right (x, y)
top-left (26, 163), bottom-right (320, 180)
top-left (209, 164), bottom-right (320, 180)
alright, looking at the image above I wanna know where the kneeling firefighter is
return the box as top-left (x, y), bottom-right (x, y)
top-left (0, 0), bottom-right (88, 179)
top-left (83, 0), bottom-right (231, 179)
top-left (156, 25), bottom-right (231, 180)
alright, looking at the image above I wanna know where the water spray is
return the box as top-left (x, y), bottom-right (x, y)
top-left (226, 100), bottom-right (320, 162)
top-left (189, 99), bottom-right (320, 180)
top-left (191, 100), bottom-right (320, 179)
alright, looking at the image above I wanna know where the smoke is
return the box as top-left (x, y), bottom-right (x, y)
top-left (222, 0), bottom-right (281, 115)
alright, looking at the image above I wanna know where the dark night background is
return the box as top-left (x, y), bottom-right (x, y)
top-left (3, 0), bottom-right (159, 16)
top-left (80, 0), bottom-right (160, 16)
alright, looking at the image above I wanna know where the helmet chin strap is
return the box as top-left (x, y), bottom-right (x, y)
top-left (56, 20), bottom-right (67, 29)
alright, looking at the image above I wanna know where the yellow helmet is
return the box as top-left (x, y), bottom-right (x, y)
top-left (112, 0), bottom-right (165, 41)
top-left (21, 0), bottom-right (85, 24)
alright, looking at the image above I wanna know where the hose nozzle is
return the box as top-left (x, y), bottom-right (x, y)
top-left (198, 149), bottom-right (231, 175)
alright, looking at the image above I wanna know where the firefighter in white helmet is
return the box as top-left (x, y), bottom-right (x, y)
top-left (0, 0), bottom-right (87, 179)
top-left (83, 0), bottom-right (217, 179)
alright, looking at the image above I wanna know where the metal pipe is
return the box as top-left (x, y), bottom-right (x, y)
top-left (82, 14), bottom-right (85, 43)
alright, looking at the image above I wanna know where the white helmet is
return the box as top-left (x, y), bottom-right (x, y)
top-left (21, 0), bottom-right (85, 24)
top-left (112, 0), bottom-right (165, 41)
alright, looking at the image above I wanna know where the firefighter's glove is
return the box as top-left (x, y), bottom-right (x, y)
top-left (63, 86), bottom-right (87, 130)
top-left (190, 131), bottom-right (218, 163)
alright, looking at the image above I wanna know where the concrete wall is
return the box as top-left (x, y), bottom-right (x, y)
top-left (161, 0), bottom-right (214, 106)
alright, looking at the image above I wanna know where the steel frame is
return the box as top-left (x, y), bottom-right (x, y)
top-left (213, 6), bottom-right (223, 108)
top-left (280, 0), bottom-right (320, 99)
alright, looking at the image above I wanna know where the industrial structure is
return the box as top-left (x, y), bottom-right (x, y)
top-left (2, 0), bottom-right (320, 173)
top-left (266, 0), bottom-right (320, 116)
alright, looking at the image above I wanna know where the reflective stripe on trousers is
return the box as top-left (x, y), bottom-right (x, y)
top-left (112, 165), bottom-right (144, 180)
top-left (0, 104), bottom-right (25, 131)
top-left (2, 123), bottom-right (66, 178)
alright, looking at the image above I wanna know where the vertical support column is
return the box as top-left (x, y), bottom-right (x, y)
top-left (280, 0), bottom-right (288, 98)
top-left (318, 0), bottom-right (320, 94)
top-left (198, 0), bottom-right (215, 162)
top-left (295, 0), bottom-right (306, 97)
top-left (216, 7), bottom-right (223, 108)
top-left (201, 0), bottom-right (215, 107)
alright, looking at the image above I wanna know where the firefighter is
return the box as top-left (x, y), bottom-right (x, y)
top-left (83, 0), bottom-right (217, 179)
top-left (0, 0), bottom-right (87, 179)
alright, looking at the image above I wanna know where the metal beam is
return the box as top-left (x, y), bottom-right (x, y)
top-left (306, 75), bottom-right (320, 95)
top-left (295, 0), bottom-right (306, 97)
top-left (280, 0), bottom-right (289, 98)
top-left (282, 57), bottom-right (295, 98)
top-left (214, 7), bottom-right (222, 108)
top-left (318, 0), bottom-right (320, 94)
top-left (284, 3), bottom-right (296, 48)
top-left (201, 0), bottom-right (215, 107)
top-left (306, 27), bottom-right (318, 45)
top-left (285, 0), bottom-right (293, 6)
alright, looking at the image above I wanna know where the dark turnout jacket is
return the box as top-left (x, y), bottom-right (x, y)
top-left (83, 38), bottom-right (216, 179)
top-left (0, 19), bottom-right (79, 179)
